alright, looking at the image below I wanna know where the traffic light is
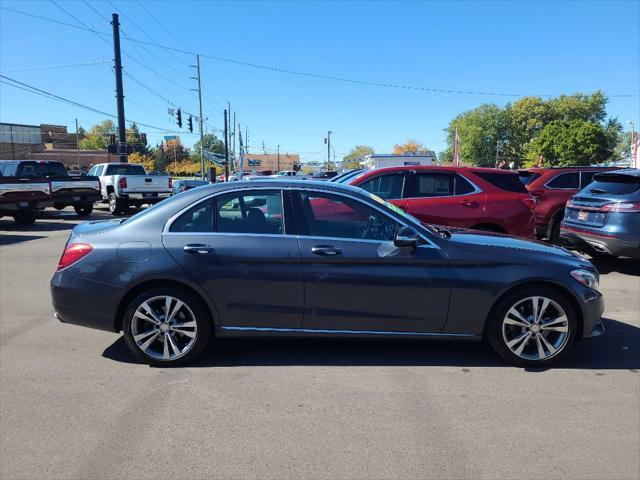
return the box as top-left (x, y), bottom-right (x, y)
top-left (176, 108), bottom-right (182, 128)
top-left (188, 116), bottom-right (193, 133)
top-left (109, 133), bottom-right (116, 144)
top-left (141, 133), bottom-right (147, 145)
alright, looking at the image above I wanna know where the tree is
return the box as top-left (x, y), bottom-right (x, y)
top-left (126, 123), bottom-right (148, 154)
top-left (128, 151), bottom-right (154, 172)
top-left (392, 139), bottom-right (430, 155)
top-left (78, 120), bottom-right (115, 150)
top-left (342, 145), bottom-right (374, 168)
top-left (191, 133), bottom-right (225, 163)
top-left (527, 120), bottom-right (610, 167)
top-left (611, 131), bottom-right (634, 161)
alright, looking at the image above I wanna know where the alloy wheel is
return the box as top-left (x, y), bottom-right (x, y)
top-left (130, 295), bottom-right (198, 361)
top-left (501, 296), bottom-right (570, 361)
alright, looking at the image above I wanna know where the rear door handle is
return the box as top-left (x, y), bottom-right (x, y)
top-left (311, 245), bottom-right (342, 256)
top-left (183, 244), bottom-right (215, 254)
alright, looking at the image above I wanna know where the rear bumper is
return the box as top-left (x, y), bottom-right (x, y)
top-left (560, 225), bottom-right (640, 258)
top-left (120, 192), bottom-right (171, 204)
top-left (52, 192), bottom-right (102, 206)
top-left (51, 270), bottom-right (123, 333)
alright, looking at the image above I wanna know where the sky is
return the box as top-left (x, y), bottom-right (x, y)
top-left (1, 0), bottom-right (639, 164)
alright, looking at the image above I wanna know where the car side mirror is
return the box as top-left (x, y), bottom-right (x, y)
top-left (394, 226), bottom-right (420, 248)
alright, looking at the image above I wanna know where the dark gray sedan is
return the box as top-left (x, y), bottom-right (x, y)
top-left (51, 180), bottom-right (604, 367)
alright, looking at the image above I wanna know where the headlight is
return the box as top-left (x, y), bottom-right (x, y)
top-left (570, 269), bottom-right (599, 290)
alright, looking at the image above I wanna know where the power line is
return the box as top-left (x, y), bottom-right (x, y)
top-left (0, 60), bottom-right (110, 74)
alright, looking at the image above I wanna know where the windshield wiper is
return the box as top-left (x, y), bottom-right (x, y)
top-left (589, 188), bottom-right (608, 194)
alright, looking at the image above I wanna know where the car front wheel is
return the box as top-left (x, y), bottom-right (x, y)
top-left (122, 288), bottom-right (211, 366)
top-left (487, 287), bottom-right (577, 367)
top-left (74, 204), bottom-right (93, 216)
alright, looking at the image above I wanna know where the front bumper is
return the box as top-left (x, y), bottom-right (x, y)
top-left (572, 282), bottom-right (605, 339)
top-left (560, 225), bottom-right (640, 258)
top-left (51, 270), bottom-right (123, 333)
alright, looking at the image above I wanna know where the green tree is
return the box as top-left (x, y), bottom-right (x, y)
top-left (191, 133), bottom-right (225, 163)
top-left (611, 130), bottom-right (634, 161)
top-left (126, 123), bottom-right (148, 154)
top-left (527, 120), bottom-right (611, 166)
top-left (78, 119), bottom-right (115, 150)
top-left (392, 140), bottom-right (430, 155)
top-left (342, 145), bottom-right (374, 168)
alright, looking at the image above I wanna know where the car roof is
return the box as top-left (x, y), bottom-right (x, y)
top-left (205, 179), bottom-right (367, 194)
top-left (595, 168), bottom-right (640, 178)
top-left (521, 166), bottom-right (618, 173)
top-left (354, 165), bottom-right (520, 177)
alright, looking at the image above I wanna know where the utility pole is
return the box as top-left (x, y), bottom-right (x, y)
top-left (224, 109), bottom-right (229, 181)
top-left (75, 118), bottom-right (80, 170)
top-left (228, 101), bottom-right (233, 171)
top-left (111, 13), bottom-right (127, 163)
top-left (326, 130), bottom-right (332, 171)
top-left (245, 126), bottom-right (249, 153)
top-left (233, 111), bottom-right (236, 171)
top-left (191, 54), bottom-right (205, 180)
top-left (277, 145), bottom-right (281, 172)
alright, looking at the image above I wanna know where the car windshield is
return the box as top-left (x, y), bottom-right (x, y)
top-left (587, 174), bottom-right (640, 196)
top-left (335, 169), bottom-right (366, 184)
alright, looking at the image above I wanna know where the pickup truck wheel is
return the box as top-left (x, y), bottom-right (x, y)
top-left (108, 192), bottom-right (124, 215)
top-left (13, 211), bottom-right (36, 225)
top-left (74, 204), bottom-right (93, 216)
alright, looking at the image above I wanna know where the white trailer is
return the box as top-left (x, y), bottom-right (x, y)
top-left (362, 153), bottom-right (436, 169)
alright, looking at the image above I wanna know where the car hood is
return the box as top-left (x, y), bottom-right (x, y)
top-left (446, 228), bottom-right (578, 258)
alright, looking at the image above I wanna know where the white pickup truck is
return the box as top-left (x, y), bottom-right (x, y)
top-left (88, 163), bottom-right (172, 215)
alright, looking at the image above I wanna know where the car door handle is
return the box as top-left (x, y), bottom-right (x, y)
top-left (459, 200), bottom-right (477, 207)
top-left (311, 245), bottom-right (342, 256)
top-left (183, 244), bottom-right (215, 254)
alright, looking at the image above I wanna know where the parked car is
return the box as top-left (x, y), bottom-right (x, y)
top-left (172, 179), bottom-right (209, 194)
top-left (0, 173), bottom-right (51, 224)
top-left (88, 162), bottom-right (173, 215)
top-left (330, 168), bottom-right (365, 183)
top-left (518, 167), bottom-right (618, 242)
top-left (51, 180), bottom-right (603, 368)
top-left (560, 169), bottom-right (640, 258)
top-left (0, 160), bottom-right (101, 216)
top-left (350, 166), bottom-right (536, 238)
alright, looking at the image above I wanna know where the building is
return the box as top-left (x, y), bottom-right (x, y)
top-left (241, 152), bottom-right (300, 173)
top-left (0, 122), bottom-right (110, 169)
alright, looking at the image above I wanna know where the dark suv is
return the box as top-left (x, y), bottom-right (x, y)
top-left (518, 167), bottom-right (617, 242)
top-left (560, 169), bottom-right (640, 258)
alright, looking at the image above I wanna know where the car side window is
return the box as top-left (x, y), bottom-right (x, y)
top-left (580, 171), bottom-right (595, 188)
top-left (413, 173), bottom-right (454, 197)
top-left (547, 172), bottom-right (579, 189)
top-left (454, 174), bottom-right (476, 195)
top-left (215, 190), bottom-right (284, 234)
top-left (299, 191), bottom-right (400, 241)
top-left (358, 174), bottom-right (405, 200)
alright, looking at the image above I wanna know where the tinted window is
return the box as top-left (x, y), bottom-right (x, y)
top-left (105, 164), bottom-right (146, 175)
top-left (413, 173), bottom-right (454, 197)
top-left (546, 172), bottom-right (579, 189)
top-left (300, 192), bottom-right (399, 241)
top-left (580, 171), bottom-right (596, 188)
top-left (170, 190), bottom-right (285, 234)
top-left (359, 174), bottom-right (405, 199)
top-left (475, 172), bottom-right (529, 193)
top-left (17, 161), bottom-right (67, 177)
top-left (454, 174), bottom-right (476, 195)
top-left (587, 175), bottom-right (640, 196)
top-left (518, 171), bottom-right (541, 185)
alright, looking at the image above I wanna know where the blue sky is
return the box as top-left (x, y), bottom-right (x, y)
top-left (1, 0), bottom-right (638, 163)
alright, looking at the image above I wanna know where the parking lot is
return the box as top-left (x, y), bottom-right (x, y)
top-left (1, 207), bottom-right (639, 480)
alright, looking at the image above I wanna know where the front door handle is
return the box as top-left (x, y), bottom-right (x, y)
top-left (311, 245), bottom-right (343, 256)
top-left (183, 244), bottom-right (215, 255)
top-left (459, 200), bottom-right (477, 207)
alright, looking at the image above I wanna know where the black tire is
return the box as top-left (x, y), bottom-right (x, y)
top-left (13, 210), bottom-right (35, 225)
top-left (74, 204), bottom-right (93, 216)
top-left (108, 192), bottom-right (125, 215)
top-left (53, 204), bottom-right (65, 211)
top-left (548, 213), bottom-right (563, 244)
top-left (486, 286), bottom-right (577, 367)
top-left (122, 287), bottom-right (212, 367)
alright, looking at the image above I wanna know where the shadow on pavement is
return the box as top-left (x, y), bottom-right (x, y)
top-left (588, 257), bottom-right (640, 277)
top-left (102, 317), bottom-right (640, 370)
top-left (0, 234), bottom-right (46, 246)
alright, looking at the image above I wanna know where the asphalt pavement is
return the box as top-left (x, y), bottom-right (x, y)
top-left (1, 207), bottom-right (639, 480)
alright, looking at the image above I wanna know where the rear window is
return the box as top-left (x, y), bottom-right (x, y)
top-left (587, 175), bottom-right (640, 196)
top-left (518, 171), bottom-right (541, 185)
top-left (17, 161), bottom-right (67, 177)
top-left (105, 164), bottom-right (146, 175)
top-left (474, 172), bottom-right (528, 193)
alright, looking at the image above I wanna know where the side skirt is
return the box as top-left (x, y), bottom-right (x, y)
top-left (219, 326), bottom-right (480, 340)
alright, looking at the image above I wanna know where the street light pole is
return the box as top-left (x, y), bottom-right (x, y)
top-left (277, 145), bottom-right (280, 172)
top-left (326, 130), bottom-right (332, 171)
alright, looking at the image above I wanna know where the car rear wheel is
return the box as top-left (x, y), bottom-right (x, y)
top-left (487, 287), bottom-right (577, 367)
top-left (74, 204), bottom-right (93, 216)
top-left (13, 210), bottom-right (35, 225)
top-left (108, 192), bottom-right (126, 215)
top-left (123, 288), bottom-right (212, 366)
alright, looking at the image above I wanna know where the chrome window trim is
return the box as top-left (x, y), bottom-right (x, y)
top-left (402, 171), bottom-right (482, 200)
top-left (163, 187), bottom-right (287, 236)
top-left (293, 186), bottom-right (439, 248)
top-left (221, 326), bottom-right (477, 337)
top-left (544, 172), bottom-right (580, 190)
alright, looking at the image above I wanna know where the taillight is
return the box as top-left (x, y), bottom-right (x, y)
top-left (602, 202), bottom-right (640, 212)
top-left (119, 177), bottom-right (127, 189)
top-left (169, 177), bottom-right (173, 188)
top-left (520, 197), bottom-right (536, 210)
top-left (529, 189), bottom-right (546, 204)
top-left (57, 243), bottom-right (93, 271)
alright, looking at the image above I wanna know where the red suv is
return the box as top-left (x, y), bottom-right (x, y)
top-left (350, 166), bottom-right (536, 238)
top-left (518, 167), bottom-right (617, 242)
